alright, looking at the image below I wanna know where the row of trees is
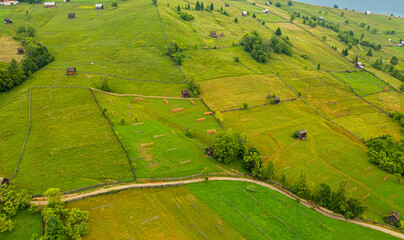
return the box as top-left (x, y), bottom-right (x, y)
top-left (366, 135), bottom-right (404, 176)
top-left (0, 26), bottom-right (54, 93)
top-left (240, 31), bottom-right (292, 63)
top-left (372, 58), bottom-right (404, 82)
top-left (166, 41), bottom-right (184, 65)
top-left (195, 1), bottom-right (214, 11)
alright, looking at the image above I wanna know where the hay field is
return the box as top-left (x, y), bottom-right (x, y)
top-left (0, 36), bottom-right (23, 63)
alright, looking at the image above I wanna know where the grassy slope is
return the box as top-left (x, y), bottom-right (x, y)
top-left (0, 36), bottom-right (23, 63)
top-left (11, 88), bottom-right (134, 194)
top-left (93, 92), bottom-right (223, 178)
top-left (67, 186), bottom-right (245, 240)
top-left (0, 209), bottom-right (42, 240)
top-left (333, 71), bottom-right (387, 96)
top-left (187, 181), bottom-right (399, 240)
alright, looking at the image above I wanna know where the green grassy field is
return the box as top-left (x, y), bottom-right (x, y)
top-left (67, 185), bottom-right (245, 239)
top-left (364, 91), bottom-right (404, 112)
top-left (333, 71), bottom-right (387, 96)
top-left (188, 181), bottom-right (399, 240)
top-left (11, 88), bottom-right (134, 194)
top-left (0, 209), bottom-right (42, 240)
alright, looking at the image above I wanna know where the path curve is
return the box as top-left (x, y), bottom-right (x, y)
top-left (31, 177), bottom-right (404, 239)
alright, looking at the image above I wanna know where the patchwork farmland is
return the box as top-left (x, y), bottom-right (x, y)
top-left (0, 0), bottom-right (403, 238)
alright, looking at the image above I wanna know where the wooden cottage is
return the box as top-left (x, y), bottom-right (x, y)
top-left (225, 3), bottom-right (229, 7)
top-left (17, 48), bottom-right (24, 54)
top-left (68, 13), bottom-right (75, 19)
top-left (181, 90), bottom-right (190, 98)
top-left (206, 147), bottom-right (213, 157)
top-left (265, 2), bottom-right (270, 6)
top-left (0, 177), bottom-right (9, 186)
top-left (44, 2), bottom-right (56, 8)
top-left (4, 18), bottom-right (12, 24)
top-left (66, 67), bottom-right (76, 76)
top-left (387, 210), bottom-right (400, 225)
top-left (210, 31), bottom-right (217, 38)
top-left (242, 11), bottom-right (247, 16)
top-left (63, 0), bottom-right (70, 2)
top-left (365, 11), bottom-right (371, 15)
top-left (220, 33), bottom-right (224, 37)
top-left (297, 130), bottom-right (307, 140)
top-left (355, 62), bottom-right (365, 70)
top-left (95, 4), bottom-right (104, 10)
top-left (274, 96), bottom-right (280, 104)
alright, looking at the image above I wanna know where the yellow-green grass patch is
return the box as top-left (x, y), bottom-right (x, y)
top-left (11, 88), bottom-right (134, 194)
top-left (67, 186), bottom-right (245, 240)
top-left (221, 100), bottom-right (404, 221)
top-left (333, 71), bottom-right (387, 96)
top-left (200, 74), bottom-right (296, 111)
top-left (0, 36), bottom-right (24, 63)
top-left (364, 91), bottom-right (404, 113)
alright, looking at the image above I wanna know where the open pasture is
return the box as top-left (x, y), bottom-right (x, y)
top-left (67, 185), bottom-right (245, 240)
top-left (11, 88), bottom-right (134, 194)
top-left (364, 91), bottom-right (404, 113)
top-left (0, 36), bottom-right (23, 63)
top-left (199, 74), bottom-right (296, 111)
top-left (221, 100), bottom-right (404, 220)
top-left (188, 181), bottom-right (399, 240)
top-left (0, 209), bottom-right (42, 240)
top-left (333, 71), bottom-right (387, 96)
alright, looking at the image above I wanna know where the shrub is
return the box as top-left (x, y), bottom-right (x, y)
top-left (275, 2), bottom-right (281, 7)
top-left (288, 1), bottom-right (293, 6)
top-left (243, 102), bottom-right (249, 109)
top-left (234, 17), bottom-right (238, 23)
top-left (185, 129), bottom-right (194, 138)
top-left (212, 131), bottom-right (246, 164)
top-left (180, 12), bottom-right (195, 21)
top-left (111, 1), bottom-right (118, 7)
top-left (234, 57), bottom-right (239, 62)
top-left (186, 79), bottom-right (200, 96)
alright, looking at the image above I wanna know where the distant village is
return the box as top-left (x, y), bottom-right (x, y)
top-left (0, 0), bottom-right (19, 5)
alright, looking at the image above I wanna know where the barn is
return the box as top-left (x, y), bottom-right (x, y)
top-left (68, 13), bottom-right (75, 19)
top-left (387, 210), bottom-right (400, 225)
top-left (66, 67), bottom-right (76, 76)
top-left (95, 4), bottom-right (104, 10)
top-left (44, 2), bottom-right (56, 8)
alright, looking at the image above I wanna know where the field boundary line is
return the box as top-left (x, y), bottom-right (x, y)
top-left (361, 90), bottom-right (389, 98)
top-left (9, 87), bottom-right (32, 180)
top-left (40, 68), bottom-right (184, 84)
top-left (199, 97), bottom-right (225, 130)
top-left (30, 177), bottom-right (404, 239)
top-left (89, 88), bottom-right (137, 180)
top-left (91, 88), bottom-right (199, 100)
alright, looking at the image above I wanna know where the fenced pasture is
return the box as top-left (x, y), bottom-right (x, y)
top-left (67, 185), bottom-right (245, 239)
top-left (199, 74), bottom-right (296, 111)
top-left (221, 100), bottom-right (404, 221)
top-left (0, 36), bottom-right (23, 63)
top-left (0, 209), bottom-right (42, 240)
top-left (11, 88), bottom-right (134, 194)
top-left (364, 91), bottom-right (404, 112)
top-left (187, 181), bottom-right (399, 240)
top-left (7, 0), bottom-right (184, 82)
top-left (333, 71), bottom-right (387, 96)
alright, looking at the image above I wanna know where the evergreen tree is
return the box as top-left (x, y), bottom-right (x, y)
top-left (201, 2), bottom-right (204, 11)
top-left (177, 5), bottom-right (180, 11)
top-left (367, 49), bottom-right (373, 57)
top-left (234, 17), bottom-right (238, 23)
top-left (253, 13), bottom-right (256, 18)
top-left (196, 1), bottom-right (200, 10)
top-left (354, 55), bottom-right (358, 63)
top-left (210, 2), bottom-right (214, 11)
top-left (275, 27), bottom-right (282, 36)
top-left (188, 3), bottom-right (190, 10)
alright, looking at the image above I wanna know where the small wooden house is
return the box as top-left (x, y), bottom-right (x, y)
top-left (225, 3), bottom-right (229, 7)
top-left (220, 33), bottom-right (224, 37)
top-left (0, 177), bottom-right (9, 186)
top-left (63, 0), bottom-right (70, 2)
top-left (17, 48), bottom-right (24, 54)
top-left (263, 9), bottom-right (269, 13)
top-left (66, 67), bottom-right (76, 76)
top-left (68, 13), bottom-right (75, 19)
top-left (242, 11), bottom-right (247, 16)
top-left (355, 62), bottom-right (365, 70)
top-left (297, 129), bottom-right (307, 140)
top-left (365, 11), bottom-right (371, 15)
top-left (210, 31), bottom-right (217, 38)
top-left (44, 2), bottom-right (56, 8)
top-left (274, 96), bottom-right (280, 104)
top-left (95, 4), bottom-right (104, 10)
top-left (265, 2), bottom-right (270, 6)
top-left (206, 147), bottom-right (213, 157)
top-left (4, 18), bottom-right (12, 24)
top-left (387, 210), bottom-right (400, 225)
top-left (181, 90), bottom-right (190, 98)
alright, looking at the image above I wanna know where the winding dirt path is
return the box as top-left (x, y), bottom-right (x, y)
top-left (31, 177), bottom-right (404, 239)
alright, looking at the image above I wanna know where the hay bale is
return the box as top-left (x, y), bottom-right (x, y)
top-left (170, 129), bottom-right (177, 136)
top-left (132, 122), bottom-right (144, 126)
top-left (167, 147), bottom-right (178, 151)
top-left (206, 129), bottom-right (216, 134)
top-left (146, 162), bottom-right (162, 168)
top-left (383, 175), bottom-right (390, 182)
top-left (362, 193), bottom-right (370, 200)
top-left (180, 160), bottom-right (191, 165)
top-left (190, 100), bottom-right (196, 106)
top-left (135, 98), bottom-right (143, 101)
top-left (204, 112), bottom-right (213, 115)
top-left (164, 99), bottom-right (169, 104)
top-left (348, 187), bottom-right (357, 193)
top-left (196, 118), bottom-right (206, 122)
top-left (171, 108), bottom-right (184, 113)
top-left (153, 134), bottom-right (165, 139)
top-left (364, 166), bottom-right (373, 172)
top-left (140, 142), bottom-right (154, 148)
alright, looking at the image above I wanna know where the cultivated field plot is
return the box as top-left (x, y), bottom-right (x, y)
top-left (188, 181), bottom-right (398, 240)
top-left (266, 22), bottom-right (353, 71)
top-left (364, 91), bottom-right (404, 113)
top-left (11, 0), bottom-right (184, 81)
top-left (67, 186), bottom-right (245, 240)
top-left (11, 88), bottom-right (134, 194)
top-left (333, 71), bottom-right (388, 96)
top-left (0, 36), bottom-right (23, 63)
top-left (93, 92), bottom-right (222, 178)
top-left (222, 100), bottom-right (404, 220)
top-left (200, 74), bottom-right (296, 111)
top-left (0, 210), bottom-right (42, 240)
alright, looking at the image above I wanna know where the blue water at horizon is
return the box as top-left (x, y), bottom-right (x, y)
top-left (294, 0), bottom-right (404, 17)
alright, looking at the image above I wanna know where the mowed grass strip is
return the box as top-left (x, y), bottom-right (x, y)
top-left (67, 186), bottom-right (245, 240)
top-left (200, 74), bottom-right (296, 111)
top-left (333, 71), bottom-right (387, 96)
top-left (221, 100), bottom-right (404, 221)
top-left (187, 181), bottom-right (399, 240)
top-left (12, 88), bottom-right (134, 194)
